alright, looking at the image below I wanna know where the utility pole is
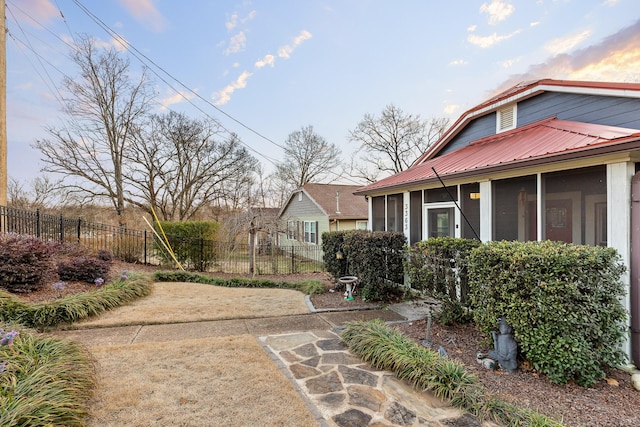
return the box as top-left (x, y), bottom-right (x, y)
top-left (0, 0), bottom-right (7, 206)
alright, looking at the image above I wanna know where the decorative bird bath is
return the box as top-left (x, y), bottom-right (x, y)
top-left (338, 276), bottom-right (358, 301)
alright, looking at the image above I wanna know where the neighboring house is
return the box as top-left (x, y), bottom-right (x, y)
top-left (278, 183), bottom-right (368, 251)
top-left (354, 79), bottom-right (640, 363)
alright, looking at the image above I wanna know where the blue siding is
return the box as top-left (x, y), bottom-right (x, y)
top-left (437, 91), bottom-right (640, 156)
top-left (438, 113), bottom-right (496, 156)
top-left (518, 92), bottom-right (640, 129)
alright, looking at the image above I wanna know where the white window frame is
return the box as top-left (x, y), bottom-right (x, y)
top-left (303, 221), bottom-right (317, 244)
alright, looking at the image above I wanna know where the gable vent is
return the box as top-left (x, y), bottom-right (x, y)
top-left (497, 104), bottom-right (516, 132)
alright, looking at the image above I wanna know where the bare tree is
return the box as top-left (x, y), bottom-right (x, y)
top-left (8, 176), bottom-right (67, 210)
top-left (272, 125), bottom-right (342, 191)
top-left (348, 104), bottom-right (449, 182)
top-left (33, 35), bottom-right (154, 225)
top-left (125, 111), bottom-right (258, 221)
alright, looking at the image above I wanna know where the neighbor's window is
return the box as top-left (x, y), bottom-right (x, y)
top-left (303, 221), bottom-right (317, 244)
top-left (287, 220), bottom-right (298, 240)
top-left (356, 220), bottom-right (368, 230)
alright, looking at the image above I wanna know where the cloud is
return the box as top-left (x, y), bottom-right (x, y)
top-left (500, 56), bottom-right (522, 68)
top-left (278, 30), bottom-right (313, 59)
top-left (468, 29), bottom-right (521, 48)
top-left (225, 31), bottom-right (247, 55)
top-left (226, 10), bottom-right (257, 31)
top-left (117, 0), bottom-right (166, 32)
top-left (9, 0), bottom-right (58, 25)
top-left (444, 102), bottom-right (460, 115)
top-left (530, 21), bottom-right (540, 27)
top-left (467, 24), bottom-right (477, 32)
top-left (492, 19), bottom-right (640, 95)
top-left (449, 59), bottom-right (468, 66)
top-left (213, 71), bottom-right (253, 105)
top-left (545, 29), bottom-right (592, 56)
top-left (158, 90), bottom-right (196, 110)
top-left (480, 0), bottom-right (515, 25)
top-left (255, 54), bottom-right (276, 68)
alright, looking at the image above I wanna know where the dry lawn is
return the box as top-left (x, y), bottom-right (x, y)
top-left (88, 334), bottom-right (318, 427)
top-left (74, 282), bottom-right (310, 328)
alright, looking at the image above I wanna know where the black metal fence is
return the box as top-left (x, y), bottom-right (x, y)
top-left (0, 206), bottom-right (324, 275)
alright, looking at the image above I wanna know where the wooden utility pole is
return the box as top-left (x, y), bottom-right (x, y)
top-left (0, 0), bottom-right (7, 206)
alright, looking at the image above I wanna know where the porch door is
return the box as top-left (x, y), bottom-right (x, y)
top-left (427, 207), bottom-right (455, 238)
top-left (545, 199), bottom-right (572, 243)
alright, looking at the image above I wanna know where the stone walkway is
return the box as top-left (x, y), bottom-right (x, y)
top-left (260, 328), bottom-right (491, 427)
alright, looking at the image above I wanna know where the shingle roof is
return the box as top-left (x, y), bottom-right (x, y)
top-left (354, 118), bottom-right (640, 195)
top-left (285, 183), bottom-right (368, 220)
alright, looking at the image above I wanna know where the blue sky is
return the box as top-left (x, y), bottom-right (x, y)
top-left (5, 0), bottom-right (640, 184)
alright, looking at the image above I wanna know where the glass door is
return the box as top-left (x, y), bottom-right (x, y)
top-left (427, 207), bottom-right (455, 238)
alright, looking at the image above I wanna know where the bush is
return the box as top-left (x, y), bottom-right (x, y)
top-left (0, 234), bottom-right (55, 293)
top-left (156, 221), bottom-right (220, 271)
top-left (344, 231), bottom-right (406, 301)
top-left (57, 256), bottom-right (112, 283)
top-left (321, 230), bottom-right (350, 279)
top-left (469, 240), bottom-right (627, 386)
top-left (97, 249), bottom-right (114, 262)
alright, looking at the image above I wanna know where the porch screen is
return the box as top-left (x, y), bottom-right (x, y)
top-left (492, 175), bottom-right (537, 242)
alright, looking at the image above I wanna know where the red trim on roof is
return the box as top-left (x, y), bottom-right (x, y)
top-left (354, 118), bottom-right (640, 195)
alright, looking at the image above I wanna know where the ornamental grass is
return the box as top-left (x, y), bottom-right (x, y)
top-left (0, 273), bottom-right (152, 329)
top-left (340, 319), bottom-right (564, 427)
top-left (0, 325), bottom-right (95, 426)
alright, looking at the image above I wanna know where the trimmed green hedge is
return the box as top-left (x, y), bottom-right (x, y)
top-left (469, 241), bottom-right (627, 386)
top-left (341, 320), bottom-right (563, 427)
top-left (0, 273), bottom-right (152, 329)
top-left (153, 270), bottom-right (325, 295)
top-left (157, 221), bottom-right (220, 271)
top-left (0, 325), bottom-right (95, 426)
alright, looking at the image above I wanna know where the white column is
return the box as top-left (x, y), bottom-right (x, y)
top-left (367, 196), bottom-right (373, 231)
top-left (403, 191), bottom-right (411, 240)
top-left (608, 162), bottom-right (634, 360)
top-left (479, 180), bottom-right (492, 242)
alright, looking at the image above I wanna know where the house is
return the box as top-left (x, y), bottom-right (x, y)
top-left (278, 183), bottom-right (368, 251)
top-left (353, 79), bottom-right (640, 364)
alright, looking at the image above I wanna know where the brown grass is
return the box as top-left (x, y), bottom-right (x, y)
top-left (73, 282), bottom-right (310, 328)
top-left (88, 335), bottom-right (318, 427)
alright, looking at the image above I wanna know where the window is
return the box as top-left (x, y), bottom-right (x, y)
top-left (356, 220), bottom-right (368, 230)
top-left (303, 221), bottom-right (318, 244)
top-left (287, 220), bottom-right (298, 240)
top-left (497, 104), bottom-right (517, 133)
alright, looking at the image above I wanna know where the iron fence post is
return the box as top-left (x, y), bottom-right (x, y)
top-left (59, 214), bottom-right (64, 242)
top-left (144, 230), bottom-right (148, 265)
top-left (77, 218), bottom-right (81, 243)
top-left (36, 208), bottom-right (40, 238)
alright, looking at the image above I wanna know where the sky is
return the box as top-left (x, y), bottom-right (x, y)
top-left (4, 0), bottom-right (640, 186)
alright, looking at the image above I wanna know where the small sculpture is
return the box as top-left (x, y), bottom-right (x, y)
top-left (478, 317), bottom-right (518, 373)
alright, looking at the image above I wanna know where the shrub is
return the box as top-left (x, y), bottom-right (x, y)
top-left (342, 231), bottom-right (406, 301)
top-left (97, 249), bottom-right (114, 262)
top-left (156, 221), bottom-right (220, 271)
top-left (321, 230), bottom-right (350, 279)
top-left (0, 234), bottom-right (55, 293)
top-left (469, 240), bottom-right (627, 386)
top-left (57, 256), bottom-right (112, 283)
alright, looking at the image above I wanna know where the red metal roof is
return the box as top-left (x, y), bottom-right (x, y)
top-left (414, 79), bottom-right (640, 165)
top-left (354, 118), bottom-right (640, 195)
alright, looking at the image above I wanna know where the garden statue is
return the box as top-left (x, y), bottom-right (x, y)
top-left (477, 316), bottom-right (518, 373)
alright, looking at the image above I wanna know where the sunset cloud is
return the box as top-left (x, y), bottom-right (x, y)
top-left (545, 29), bottom-right (592, 56)
top-left (117, 0), bottom-right (166, 32)
top-left (492, 19), bottom-right (640, 95)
